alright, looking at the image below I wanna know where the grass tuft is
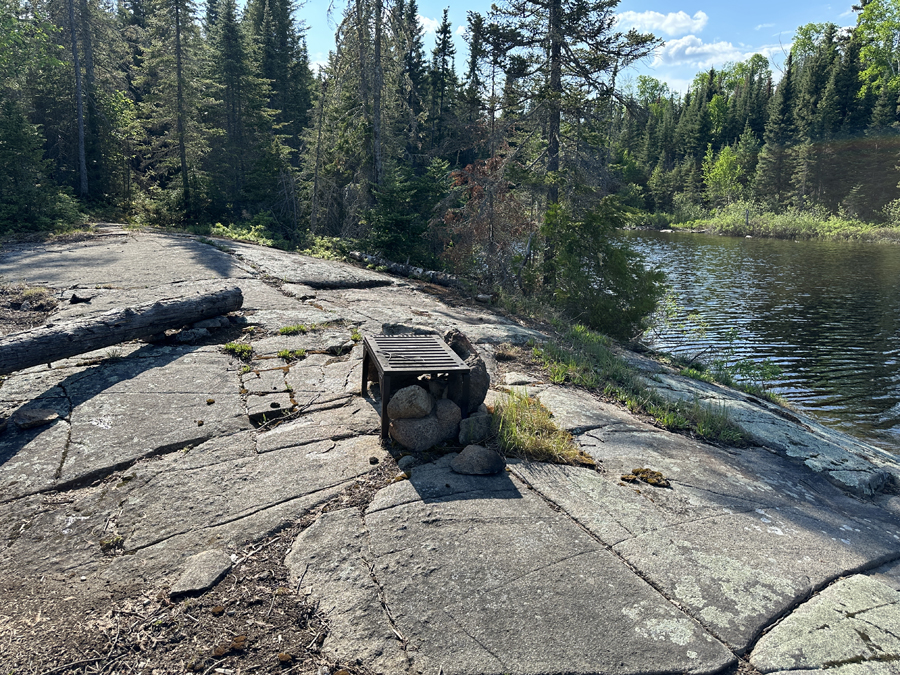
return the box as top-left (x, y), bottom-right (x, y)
top-left (279, 324), bottom-right (308, 335)
top-left (494, 389), bottom-right (595, 466)
top-left (530, 323), bottom-right (745, 445)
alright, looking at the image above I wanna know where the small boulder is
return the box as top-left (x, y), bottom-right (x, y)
top-left (170, 549), bottom-right (233, 596)
top-left (435, 398), bottom-right (462, 431)
top-left (390, 415), bottom-right (444, 452)
top-left (387, 385), bottom-right (433, 420)
top-left (397, 455), bottom-right (417, 472)
top-left (458, 412), bottom-right (492, 445)
top-left (450, 445), bottom-right (505, 475)
top-left (427, 376), bottom-right (447, 399)
top-left (390, 400), bottom-right (461, 452)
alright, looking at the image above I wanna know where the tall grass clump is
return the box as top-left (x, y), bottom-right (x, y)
top-left (494, 389), bottom-right (595, 466)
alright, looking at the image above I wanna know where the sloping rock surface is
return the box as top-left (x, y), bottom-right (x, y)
top-left (1, 228), bottom-right (900, 675)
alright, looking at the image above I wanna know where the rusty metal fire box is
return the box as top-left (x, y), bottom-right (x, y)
top-left (361, 334), bottom-right (471, 440)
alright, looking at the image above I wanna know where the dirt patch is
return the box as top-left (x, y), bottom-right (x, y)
top-left (0, 461), bottom-right (397, 674)
top-left (0, 282), bottom-right (59, 337)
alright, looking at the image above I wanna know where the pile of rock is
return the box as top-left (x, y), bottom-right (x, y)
top-left (388, 385), bottom-right (462, 452)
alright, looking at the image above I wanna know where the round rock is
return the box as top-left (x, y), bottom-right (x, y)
top-left (450, 444), bottom-right (506, 475)
top-left (386, 385), bottom-right (434, 420)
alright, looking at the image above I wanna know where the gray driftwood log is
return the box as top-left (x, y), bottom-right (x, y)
top-left (0, 282), bottom-right (243, 375)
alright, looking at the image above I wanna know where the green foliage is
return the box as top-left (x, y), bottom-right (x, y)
top-left (702, 144), bottom-right (743, 206)
top-left (278, 323), bottom-right (308, 335)
top-left (364, 159), bottom-right (450, 266)
top-left (709, 328), bottom-right (783, 393)
top-left (857, 0), bottom-right (900, 93)
top-left (669, 200), bottom-right (900, 242)
top-left (223, 342), bottom-right (252, 359)
top-left (541, 199), bottom-right (666, 340)
top-left (0, 98), bottom-right (82, 232)
top-left (277, 348), bottom-right (305, 360)
top-left (298, 235), bottom-right (353, 260)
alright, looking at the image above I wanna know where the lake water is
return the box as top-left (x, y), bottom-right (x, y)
top-left (622, 230), bottom-right (900, 453)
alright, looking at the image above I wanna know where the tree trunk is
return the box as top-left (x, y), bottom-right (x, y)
top-left (372, 0), bottom-right (383, 188)
top-left (0, 283), bottom-right (243, 376)
top-left (310, 78), bottom-right (327, 233)
top-left (67, 0), bottom-right (88, 197)
top-left (174, 0), bottom-right (191, 212)
top-left (547, 0), bottom-right (561, 206)
top-left (542, 0), bottom-right (562, 287)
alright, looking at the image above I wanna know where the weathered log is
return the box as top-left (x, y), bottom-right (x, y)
top-left (348, 251), bottom-right (461, 288)
top-left (0, 282), bottom-right (243, 375)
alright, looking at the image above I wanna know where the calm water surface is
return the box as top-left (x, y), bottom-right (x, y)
top-left (622, 230), bottom-right (900, 452)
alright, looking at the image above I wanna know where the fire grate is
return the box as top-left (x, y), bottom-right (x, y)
top-left (362, 334), bottom-right (471, 440)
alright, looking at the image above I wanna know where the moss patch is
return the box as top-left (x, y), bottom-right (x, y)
top-left (622, 467), bottom-right (671, 488)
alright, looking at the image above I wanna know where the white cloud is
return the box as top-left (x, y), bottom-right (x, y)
top-left (656, 35), bottom-right (740, 68)
top-left (755, 23), bottom-right (774, 30)
top-left (455, 25), bottom-right (466, 36)
top-left (418, 14), bottom-right (440, 34)
top-left (655, 35), bottom-right (790, 70)
top-left (617, 10), bottom-right (708, 37)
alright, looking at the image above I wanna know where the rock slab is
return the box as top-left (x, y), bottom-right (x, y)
top-left (362, 457), bottom-right (736, 675)
top-left (751, 574), bottom-right (900, 673)
top-left (170, 549), bottom-right (233, 596)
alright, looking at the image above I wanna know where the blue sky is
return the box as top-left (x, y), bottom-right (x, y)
top-left (297, 0), bottom-right (859, 94)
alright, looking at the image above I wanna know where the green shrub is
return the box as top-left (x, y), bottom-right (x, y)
top-left (542, 199), bottom-right (666, 340)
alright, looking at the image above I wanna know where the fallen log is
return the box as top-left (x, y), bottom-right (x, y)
top-left (0, 282), bottom-right (243, 376)
top-left (348, 251), bottom-right (462, 288)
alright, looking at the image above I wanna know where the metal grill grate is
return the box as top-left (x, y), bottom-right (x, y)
top-left (367, 335), bottom-right (469, 373)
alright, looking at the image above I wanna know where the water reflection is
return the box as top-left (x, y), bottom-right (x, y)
top-left (622, 230), bottom-right (900, 452)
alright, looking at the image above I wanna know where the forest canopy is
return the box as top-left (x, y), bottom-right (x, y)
top-left (2, 0), bottom-right (900, 337)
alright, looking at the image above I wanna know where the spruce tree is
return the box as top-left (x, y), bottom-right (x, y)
top-left (754, 53), bottom-right (796, 207)
top-left (428, 9), bottom-right (456, 154)
top-left (138, 0), bottom-right (209, 221)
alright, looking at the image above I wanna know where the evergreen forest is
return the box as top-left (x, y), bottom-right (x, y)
top-left (3, 0), bottom-right (900, 337)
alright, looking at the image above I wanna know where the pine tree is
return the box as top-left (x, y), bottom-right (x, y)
top-left (245, 0), bottom-right (314, 162)
top-left (138, 0), bottom-right (209, 220)
top-left (428, 9), bottom-right (456, 154)
top-left (755, 53), bottom-right (796, 207)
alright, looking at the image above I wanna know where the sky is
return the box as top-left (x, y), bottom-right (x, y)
top-left (296, 0), bottom-right (860, 94)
